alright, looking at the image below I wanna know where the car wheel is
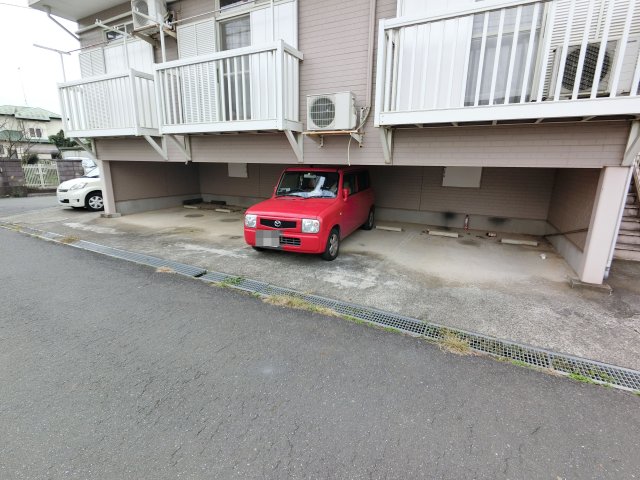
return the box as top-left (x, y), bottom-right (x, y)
top-left (361, 208), bottom-right (375, 230)
top-left (321, 228), bottom-right (340, 261)
top-left (85, 191), bottom-right (104, 212)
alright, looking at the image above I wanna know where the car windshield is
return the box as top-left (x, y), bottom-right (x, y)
top-left (84, 167), bottom-right (100, 178)
top-left (276, 171), bottom-right (339, 199)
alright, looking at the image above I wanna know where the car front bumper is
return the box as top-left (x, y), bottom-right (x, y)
top-left (244, 228), bottom-right (325, 254)
top-left (57, 190), bottom-right (85, 207)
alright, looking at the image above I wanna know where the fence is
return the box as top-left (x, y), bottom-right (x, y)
top-left (22, 161), bottom-right (60, 189)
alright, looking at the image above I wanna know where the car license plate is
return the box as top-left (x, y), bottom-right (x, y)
top-left (256, 230), bottom-right (281, 248)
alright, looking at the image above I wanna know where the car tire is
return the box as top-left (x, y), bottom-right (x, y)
top-left (85, 191), bottom-right (104, 212)
top-left (321, 228), bottom-right (340, 261)
top-left (361, 208), bottom-right (375, 230)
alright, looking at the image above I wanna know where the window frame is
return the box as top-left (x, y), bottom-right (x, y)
top-left (104, 21), bottom-right (134, 43)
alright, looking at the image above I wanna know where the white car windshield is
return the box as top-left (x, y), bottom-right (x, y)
top-left (276, 171), bottom-right (339, 199)
top-left (84, 167), bottom-right (100, 178)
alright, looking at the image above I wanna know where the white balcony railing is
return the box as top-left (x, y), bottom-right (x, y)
top-left (155, 40), bottom-right (303, 134)
top-left (58, 69), bottom-right (158, 137)
top-left (375, 0), bottom-right (640, 126)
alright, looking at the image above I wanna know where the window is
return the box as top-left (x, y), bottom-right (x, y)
top-left (0, 145), bottom-right (4, 156)
top-left (464, 5), bottom-right (542, 106)
top-left (220, 15), bottom-right (251, 50)
top-left (35, 128), bottom-right (42, 138)
top-left (276, 171), bottom-right (339, 198)
top-left (29, 128), bottom-right (35, 137)
top-left (220, 0), bottom-right (252, 10)
top-left (220, 15), bottom-right (252, 120)
top-left (356, 171), bottom-right (370, 192)
top-left (343, 173), bottom-right (357, 196)
top-left (105, 22), bottom-right (134, 42)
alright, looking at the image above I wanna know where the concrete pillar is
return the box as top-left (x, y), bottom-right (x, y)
top-left (97, 159), bottom-right (117, 216)
top-left (579, 166), bottom-right (631, 284)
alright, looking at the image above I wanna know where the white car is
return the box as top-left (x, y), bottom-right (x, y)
top-left (57, 167), bottom-right (104, 211)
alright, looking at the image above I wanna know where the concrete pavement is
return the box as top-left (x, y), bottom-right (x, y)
top-left (2, 199), bottom-right (640, 370)
top-left (1, 226), bottom-right (639, 479)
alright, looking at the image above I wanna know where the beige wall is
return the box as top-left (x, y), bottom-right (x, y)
top-left (199, 163), bottom-right (289, 198)
top-left (371, 166), bottom-right (555, 220)
top-left (392, 122), bottom-right (630, 168)
top-left (111, 161), bottom-right (200, 202)
top-left (198, 163), bottom-right (556, 221)
top-left (547, 168), bottom-right (600, 250)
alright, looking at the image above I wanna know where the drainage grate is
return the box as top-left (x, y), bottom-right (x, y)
top-left (2, 221), bottom-right (639, 393)
top-left (73, 240), bottom-right (207, 277)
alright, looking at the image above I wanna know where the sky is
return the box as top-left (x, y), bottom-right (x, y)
top-left (0, 0), bottom-right (81, 115)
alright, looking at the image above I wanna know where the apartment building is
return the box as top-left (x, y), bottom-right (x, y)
top-left (29, 0), bottom-right (640, 285)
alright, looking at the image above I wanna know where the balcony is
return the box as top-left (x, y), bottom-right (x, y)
top-left (58, 70), bottom-right (159, 138)
top-left (155, 41), bottom-right (303, 135)
top-left (375, 0), bottom-right (640, 127)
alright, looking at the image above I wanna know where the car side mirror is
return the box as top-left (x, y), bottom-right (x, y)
top-left (342, 188), bottom-right (349, 201)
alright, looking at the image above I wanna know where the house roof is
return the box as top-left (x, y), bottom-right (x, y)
top-left (0, 105), bottom-right (62, 122)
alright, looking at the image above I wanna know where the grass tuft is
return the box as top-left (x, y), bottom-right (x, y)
top-left (59, 235), bottom-right (79, 244)
top-left (263, 295), bottom-right (338, 317)
top-left (568, 373), bottom-right (596, 384)
top-left (439, 330), bottom-right (472, 356)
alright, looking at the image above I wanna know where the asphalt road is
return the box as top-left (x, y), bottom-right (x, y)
top-left (0, 194), bottom-right (59, 218)
top-left (1, 225), bottom-right (639, 479)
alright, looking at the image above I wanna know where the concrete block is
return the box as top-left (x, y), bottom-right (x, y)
top-left (375, 225), bottom-right (403, 232)
top-left (501, 238), bottom-right (539, 247)
top-left (568, 277), bottom-right (613, 294)
top-left (428, 230), bottom-right (459, 238)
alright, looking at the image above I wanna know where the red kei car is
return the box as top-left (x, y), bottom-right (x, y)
top-left (244, 167), bottom-right (375, 260)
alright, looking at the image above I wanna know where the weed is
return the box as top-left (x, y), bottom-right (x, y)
top-left (341, 314), bottom-right (366, 325)
top-left (156, 266), bottom-right (175, 273)
top-left (568, 373), bottom-right (596, 384)
top-left (59, 235), bottom-right (79, 244)
top-left (439, 330), bottom-right (472, 356)
top-left (510, 359), bottom-right (531, 369)
top-left (219, 276), bottom-right (244, 287)
top-left (263, 295), bottom-right (338, 317)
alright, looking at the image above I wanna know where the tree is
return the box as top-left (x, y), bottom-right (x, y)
top-left (0, 117), bottom-right (39, 161)
top-left (48, 130), bottom-right (77, 150)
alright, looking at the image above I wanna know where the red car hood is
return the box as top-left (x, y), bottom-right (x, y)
top-left (246, 197), bottom-right (335, 218)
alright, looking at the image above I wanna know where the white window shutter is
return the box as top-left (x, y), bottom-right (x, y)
top-left (178, 19), bottom-right (216, 58)
top-left (176, 19), bottom-right (218, 123)
top-left (178, 23), bottom-right (198, 58)
top-left (195, 19), bottom-right (217, 55)
top-left (79, 48), bottom-right (106, 77)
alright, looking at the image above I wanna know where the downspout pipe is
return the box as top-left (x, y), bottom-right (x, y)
top-left (43, 6), bottom-right (80, 41)
top-left (358, 0), bottom-right (377, 130)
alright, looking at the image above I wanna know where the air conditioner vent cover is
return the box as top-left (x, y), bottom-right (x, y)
top-left (306, 92), bottom-right (357, 131)
top-left (310, 96), bottom-right (336, 128)
top-left (562, 43), bottom-right (612, 92)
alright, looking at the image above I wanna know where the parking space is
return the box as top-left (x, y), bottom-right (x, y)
top-left (3, 203), bottom-right (640, 370)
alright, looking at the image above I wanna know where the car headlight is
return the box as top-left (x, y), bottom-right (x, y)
top-left (69, 182), bottom-right (87, 191)
top-left (244, 214), bottom-right (257, 228)
top-left (301, 218), bottom-right (320, 233)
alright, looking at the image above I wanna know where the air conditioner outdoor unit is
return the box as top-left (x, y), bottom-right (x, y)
top-left (131, 0), bottom-right (167, 30)
top-left (550, 38), bottom-right (640, 98)
top-left (307, 92), bottom-right (357, 131)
